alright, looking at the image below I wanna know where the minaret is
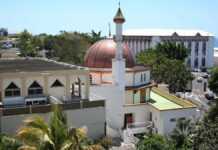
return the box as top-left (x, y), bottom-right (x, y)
top-left (112, 5), bottom-right (126, 90)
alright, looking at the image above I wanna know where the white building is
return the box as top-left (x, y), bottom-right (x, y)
top-left (84, 7), bottom-right (198, 140)
top-left (0, 58), bottom-right (106, 139)
top-left (123, 29), bottom-right (215, 70)
top-left (214, 47), bottom-right (218, 66)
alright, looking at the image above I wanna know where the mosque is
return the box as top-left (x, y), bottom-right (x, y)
top-left (84, 6), bottom-right (198, 140)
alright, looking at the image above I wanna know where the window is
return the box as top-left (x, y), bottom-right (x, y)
top-left (194, 58), bottom-right (198, 68)
top-left (195, 42), bottom-right (199, 56)
top-left (144, 73), bottom-right (146, 82)
top-left (202, 57), bottom-right (206, 67)
top-left (141, 74), bottom-right (143, 82)
top-left (124, 113), bottom-right (133, 128)
top-left (28, 81), bottom-right (43, 96)
top-left (202, 41), bottom-right (206, 56)
top-left (5, 82), bottom-right (20, 97)
top-left (148, 112), bottom-right (152, 121)
top-left (170, 118), bottom-right (176, 122)
top-left (188, 41), bottom-right (192, 50)
top-left (51, 79), bottom-right (63, 87)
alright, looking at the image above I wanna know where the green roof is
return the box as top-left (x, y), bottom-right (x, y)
top-left (149, 87), bottom-right (196, 111)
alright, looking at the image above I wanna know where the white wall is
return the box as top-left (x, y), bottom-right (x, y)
top-left (124, 104), bottom-right (148, 123)
top-left (1, 107), bottom-right (105, 139)
top-left (159, 108), bottom-right (197, 135)
top-left (90, 85), bottom-right (125, 137)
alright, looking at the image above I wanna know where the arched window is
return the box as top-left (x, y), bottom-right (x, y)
top-left (51, 79), bottom-right (63, 88)
top-left (28, 81), bottom-right (43, 96)
top-left (5, 82), bottom-right (20, 97)
top-left (89, 74), bottom-right (93, 85)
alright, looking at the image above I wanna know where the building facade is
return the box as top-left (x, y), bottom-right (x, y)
top-left (123, 29), bottom-right (214, 70)
top-left (0, 58), bottom-right (106, 138)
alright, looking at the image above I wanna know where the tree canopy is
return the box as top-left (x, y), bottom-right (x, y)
top-left (17, 30), bottom-right (104, 65)
top-left (137, 42), bottom-right (193, 93)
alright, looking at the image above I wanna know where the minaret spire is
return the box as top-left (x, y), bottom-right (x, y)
top-left (112, 4), bottom-right (126, 88)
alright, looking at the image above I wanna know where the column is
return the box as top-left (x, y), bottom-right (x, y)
top-left (21, 77), bottom-right (27, 97)
top-left (191, 41), bottom-right (195, 69)
top-left (65, 74), bottom-right (71, 100)
top-left (84, 74), bottom-right (90, 99)
top-left (43, 76), bottom-right (48, 96)
top-left (199, 41), bottom-right (203, 68)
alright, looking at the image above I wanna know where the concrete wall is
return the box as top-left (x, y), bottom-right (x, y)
top-left (1, 107), bottom-right (105, 139)
top-left (159, 108), bottom-right (197, 135)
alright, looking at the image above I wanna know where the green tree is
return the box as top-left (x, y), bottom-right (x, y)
top-left (137, 42), bottom-right (193, 93)
top-left (137, 134), bottom-right (174, 150)
top-left (52, 31), bottom-right (91, 64)
top-left (17, 105), bottom-right (97, 150)
top-left (18, 30), bottom-right (37, 57)
top-left (170, 118), bottom-right (194, 149)
top-left (192, 67), bottom-right (218, 150)
top-left (156, 42), bottom-right (190, 61)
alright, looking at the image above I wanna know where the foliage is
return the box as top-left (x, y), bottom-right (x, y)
top-left (193, 117), bottom-right (218, 150)
top-left (16, 30), bottom-right (104, 65)
top-left (209, 67), bottom-right (218, 95)
top-left (170, 118), bottom-right (194, 149)
top-left (97, 136), bottom-right (112, 149)
top-left (0, 134), bottom-right (21, 150)
top-left (137, 42), bottom-right (193, 93)
top-left (18, 30), bottom-right (38, 57)
top-left (155, 42), bottom-right (190, 61)
top-left (137, 134), bottom-right (174, 150)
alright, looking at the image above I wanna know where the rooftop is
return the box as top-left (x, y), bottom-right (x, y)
top-left (149, 87), bottom-right (196, 111)
top-left (123, 29), bottom-right (213, 37)
top-left (0, 58), bottom-right (87, 73)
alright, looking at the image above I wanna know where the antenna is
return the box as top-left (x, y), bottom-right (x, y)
top-left (108, 23), bottom-right (111, 37)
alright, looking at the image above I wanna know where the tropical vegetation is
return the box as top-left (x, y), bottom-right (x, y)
top-left (137, 42), bottom-right (193, 93)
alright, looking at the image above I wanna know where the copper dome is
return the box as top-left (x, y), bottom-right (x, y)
top-left (84, 39), bottom-right (135, 68)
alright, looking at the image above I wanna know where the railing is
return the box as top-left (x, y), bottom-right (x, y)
top-left (1, 100), bottom-right (105, 116)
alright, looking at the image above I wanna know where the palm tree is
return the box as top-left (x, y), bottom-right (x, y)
top-left (17, 105), bottom-right (97, 150)
top-left (170, 118), bottom-right (194, 149)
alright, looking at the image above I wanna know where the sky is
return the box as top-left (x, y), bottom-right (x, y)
top-left (1, 0), bottom-right (218, 38)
